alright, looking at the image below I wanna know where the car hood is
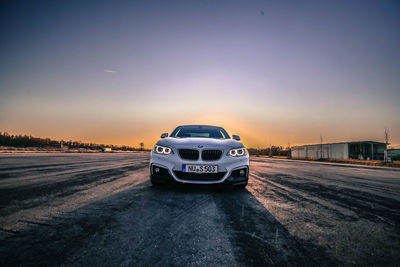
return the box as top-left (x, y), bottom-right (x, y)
top-left (156, 137), bottom-right (244, 150)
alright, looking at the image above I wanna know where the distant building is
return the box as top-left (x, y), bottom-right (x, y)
top-left (388, 149), bottom-right (400, 161)
top-left (291, 141), bottom-right (386, 160)
top-left (102, 147), bottom-right (112, 152)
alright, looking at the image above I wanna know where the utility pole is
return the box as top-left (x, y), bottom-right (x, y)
top-left (320, 134), bottom-right (323, 159)
top-left (384, 128), bottom-right (390, 162)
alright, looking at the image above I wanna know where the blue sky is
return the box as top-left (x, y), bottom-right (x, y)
top-left (1, 0), bottom-right (399, 147)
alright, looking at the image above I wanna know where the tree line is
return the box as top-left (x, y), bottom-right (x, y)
top-left (247, 146), bottom-right (291, 157)
top-left (0, 131), bottom-right (291, 155)
top-left (0, 132), bottom-right (137, 151)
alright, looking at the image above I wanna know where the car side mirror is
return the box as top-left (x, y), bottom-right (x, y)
top-left (232, 135), bottom-right (240, 141)
top-left (160, 133), bottom-right (168, 138)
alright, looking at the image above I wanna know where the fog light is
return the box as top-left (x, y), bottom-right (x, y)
top-left (239, 169), bottom-right (245, 176)
top-left (154, 167), bottom-right (160, 173)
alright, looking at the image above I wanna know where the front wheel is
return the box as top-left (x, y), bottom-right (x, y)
top-left (150, 166), bottom-right (161, 186)
top-left (235, 182), bottom-right (248, 189)
top-left (150, 178), bottom-right (162, 186)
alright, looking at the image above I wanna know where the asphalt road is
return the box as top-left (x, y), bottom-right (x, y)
top-left (0, 153), bottom-right (399, 266)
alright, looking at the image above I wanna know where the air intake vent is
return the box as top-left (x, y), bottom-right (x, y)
top-left (173, 171), bottom-right (226, 181)
top-left (202, 150), bottom-right (223, 161)
top-left (178, 149), bottom-right (199, 160)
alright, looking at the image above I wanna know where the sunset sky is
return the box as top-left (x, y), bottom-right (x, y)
top-left (1, 0), bottom-right (399, 148)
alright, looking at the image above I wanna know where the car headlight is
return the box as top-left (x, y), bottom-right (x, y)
top-left (227, 148), bottom-right (247, 157)
top-left (153, 145), bottom-right (174, 155)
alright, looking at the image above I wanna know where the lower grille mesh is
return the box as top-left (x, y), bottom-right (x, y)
top-left (173, 171), bottom-right (226, 181)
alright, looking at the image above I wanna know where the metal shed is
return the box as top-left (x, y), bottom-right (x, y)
top-left (291, 141), bottom-right (386, 160)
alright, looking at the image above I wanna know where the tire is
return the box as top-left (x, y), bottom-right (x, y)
top-left (235, 183), bottom-right (247, 189)
top-left (150, 166), bottom-right (161, 186)
top-left (150, 179), bottom-right (162, 186)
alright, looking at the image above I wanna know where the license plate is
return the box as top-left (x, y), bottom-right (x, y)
top-left (182, 164), bottom-right (218, 173)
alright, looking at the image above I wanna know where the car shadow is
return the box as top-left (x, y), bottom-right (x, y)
top-left (0, 180), bottom-right (338, 266)
top-left (153, 183), bottom-right (338, 266)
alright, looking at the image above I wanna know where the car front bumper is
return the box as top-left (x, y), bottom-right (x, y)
top-left (150, 151), bottom-right (249, 185)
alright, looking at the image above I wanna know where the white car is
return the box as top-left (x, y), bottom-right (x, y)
top-left (150, 125), bottom-right (249, 188)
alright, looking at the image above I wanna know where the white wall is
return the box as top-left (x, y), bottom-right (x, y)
top-left (292, 143), bottom-right (349, 159)
top-left (328, 143), bottom-right (348, 159)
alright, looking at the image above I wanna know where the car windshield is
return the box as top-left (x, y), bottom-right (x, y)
top-left (170, 126), bottom-right (230, 139)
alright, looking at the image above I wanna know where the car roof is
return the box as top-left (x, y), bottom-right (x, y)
top-left (176, 125), bottom-right (223, 128)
